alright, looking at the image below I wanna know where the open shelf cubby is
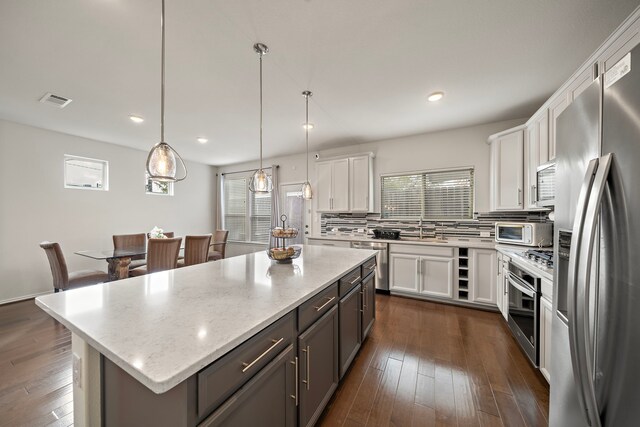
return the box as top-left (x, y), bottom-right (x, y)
top-left (458, 248), bottom-right (470, 300)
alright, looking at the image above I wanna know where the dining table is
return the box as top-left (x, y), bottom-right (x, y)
top-left (75, 247), bottom-right (149, 281)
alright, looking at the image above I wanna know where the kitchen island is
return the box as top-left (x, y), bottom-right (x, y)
top-left (35, 245), bottom-right (377, 427)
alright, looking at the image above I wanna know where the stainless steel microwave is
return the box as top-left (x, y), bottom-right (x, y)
top-left (535, 161), bottom-right (555, 207)
top-left (495, 222), bottom-right (553, 247)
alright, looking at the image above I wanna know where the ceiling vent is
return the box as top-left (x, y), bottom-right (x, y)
top-left (39, 92), bottom-right (72, 108)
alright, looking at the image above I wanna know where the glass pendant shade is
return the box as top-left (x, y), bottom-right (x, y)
top-left (301, 181), bottom-right (313, 200)
top-left (249, 169), bottom-right (273, 193)
top-left (146, 142), bottom-right (186, 182)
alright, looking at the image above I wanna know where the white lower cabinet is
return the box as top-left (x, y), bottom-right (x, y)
top-left (496, 252), bottom-right (510, 320)
top-left (539, 296), bottom-right (552, 383)
top-left (389, 246), bottom-right (453, 299)
top-left (469, 249), bottom-right (496, 305)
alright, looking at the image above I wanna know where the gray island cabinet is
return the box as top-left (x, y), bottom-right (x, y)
top-left (35, 245), bottom-right (377, 427)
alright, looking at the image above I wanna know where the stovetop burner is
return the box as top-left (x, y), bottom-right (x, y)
top-left (524, 249), bottom-right (554, 268)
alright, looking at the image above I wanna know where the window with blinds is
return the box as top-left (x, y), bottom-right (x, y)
top-left (222, 172), bottom-right (272, 243)
top-left (381, 168), bottom-right (474, 219)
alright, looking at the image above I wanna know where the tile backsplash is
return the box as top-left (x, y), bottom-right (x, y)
top-left (320, 212), bottom-right (550, 240)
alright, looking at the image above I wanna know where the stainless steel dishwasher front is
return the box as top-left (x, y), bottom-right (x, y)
top-left (350, 241), bottom-right (389, 291)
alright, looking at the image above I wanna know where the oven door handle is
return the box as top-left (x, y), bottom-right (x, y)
top-left (507, 274), bottom-right (535, 298)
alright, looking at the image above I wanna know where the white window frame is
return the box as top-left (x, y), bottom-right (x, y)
top-left (380, 166), bottom-right (475, 220)
top-left (145, 172), bottom-right (174, 196)
top-left (63, 154), bottom-right (109, 191)
top-left (222, 169), bottom-right (273, 244)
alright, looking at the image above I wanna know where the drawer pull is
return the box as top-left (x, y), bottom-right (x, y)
top-left (313, 296), bottom-right (335, 312)
top-left (349, 275), bottom-right (361, 285)
top-left (367, 264), bottom-right (376, 271)
top-left (241, 337), bottom-right (284, 373)
top-left (290, 357), bottom-right (299, 406)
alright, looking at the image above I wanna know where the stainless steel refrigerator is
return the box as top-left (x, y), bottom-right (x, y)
top-left (551, 46), bottom-right (640, 426)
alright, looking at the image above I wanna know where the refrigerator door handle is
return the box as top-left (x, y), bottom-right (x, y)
top-left (567, 157), bottom-right (600, 427)
top-left (575, 153), bottom-right (613, 427)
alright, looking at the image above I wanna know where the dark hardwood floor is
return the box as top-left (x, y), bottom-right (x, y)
top-left (0, 294), bottom-right (548, 427)
top-left (318, 295), bottom-right (549, 427)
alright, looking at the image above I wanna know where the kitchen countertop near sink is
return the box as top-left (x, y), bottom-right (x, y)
top-left (308, 234), bottom-right (497, 249)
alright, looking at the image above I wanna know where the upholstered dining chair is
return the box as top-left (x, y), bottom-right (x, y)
top-left (146, 231), bottom-right (174, 239)
top-left (40, 242), bottom-right (109, 292)
top-left (112, 233), bottom-right (147, 270)
top-left (129, 237), bottom-right (182, 277)
top-left (208, 230), bottom-right (229, 262)
top-left (177, 234), bottom-right (212, 268)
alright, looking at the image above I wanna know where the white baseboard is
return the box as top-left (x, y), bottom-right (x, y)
top-left (0, 290), bottom-right (52, 306)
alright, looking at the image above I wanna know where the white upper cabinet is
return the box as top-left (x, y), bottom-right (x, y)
top-left (490, 128), bottom-right (524, 211)
top-left (598, 14), bottom-right (640, 73)
top-left (568, 67), bottom-right (595, 103)
top-left (349, 155), bottom-right (372, 212)
top-left (315, 155), bottom-right (373, 213)
top-left (524, 111), bottom-right (549, 209)
top-left (547, 91), bottom-right (569, 161)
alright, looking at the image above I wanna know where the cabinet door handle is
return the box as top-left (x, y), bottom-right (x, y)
top-left (350, 275), bottom-right (361, 285)
top-left (313, 296), bottom-right (335, 312)
top-left (241, 337), bottom-right (284, 372)
top-left (531, 185), bottom-right (538, 203)
top-left (518, 188), bottom-right (523, 205)
top-left (290, 357), bottom-right (299, 406)
top-left (302, 345), bottom-right (310, 390)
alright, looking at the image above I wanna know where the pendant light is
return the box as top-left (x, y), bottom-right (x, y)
top-left (301, 90), bottom-right (313, 200)
top-left (145, 0), bottom-right (187, 183)
top-left (249, 43), bottom-right (273, 193)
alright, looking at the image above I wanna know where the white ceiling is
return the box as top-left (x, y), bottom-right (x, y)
top-left (0, 1), bottom-right (638, 166)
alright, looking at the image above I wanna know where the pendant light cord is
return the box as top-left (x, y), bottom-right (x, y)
top-left (259, 53), bottom-right (263, 171)
top-left (305, 94), bottom-right (309, 182)
top-left (160, 0), bottom-right (165, 143)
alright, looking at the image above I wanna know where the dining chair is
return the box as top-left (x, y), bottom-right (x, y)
top-left (40, 242), bottom-right (109, 292)
top-left (113, 233), bottom-right (147, 270)
top-left (129, 237), bottom-right (182, 277)
top-left (177, 234), bottom-right (212, 268)
top-left (208, 230), bottom-right (229, 261)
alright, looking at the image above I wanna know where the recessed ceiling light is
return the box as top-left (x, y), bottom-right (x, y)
top-left (196, 137), bottom-right (208, 144)
top-left (427, 92), bottom-right (444, 102)
top-left (129, 115), bottom-right (144, 123)
top-left (303, 123), bottom-right (314, 130)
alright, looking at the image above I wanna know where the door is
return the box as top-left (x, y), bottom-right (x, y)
top-left (493, 130), bottom-right (524, 210)
top-left (349, 156), bottom-right (370, 212)
top-left (389, 253), bottom-right (420, 293)
top-left (332, 159), bottom-right (350, 211)
top-left (280, 183), bottom-right (307, 244)
top-left (419, 256), bottom-right (454, 299)
top-left (501, 256), bottom-right (510, 321)
top-left (316, 162), bottom-right (332, 212)
top-left (200, 345), bottom-right (297, 427)
top-left (339, 284), bottom-right (362, 378)
top-left (298, 305), bottom-right (339, 427)
top-left (496, 252), bottom-right (504, 315)
top-left (361, 273), bottom-right (375, 339)
top-left (470, 249), bottom-right (496, 305)
top-left (548, 91), bottom-right (569, 160)
top-left (525, 111), bottom-right (549, 209)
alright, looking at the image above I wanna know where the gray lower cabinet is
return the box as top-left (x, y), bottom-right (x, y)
top-left (339, 283), bottom-right (362, 378)
top-left (298, 304), bottom-right (339, 427)
top-left (361, 273), bottom-right (375, 339)
top-left (199, 344), bottom-right (297, 427)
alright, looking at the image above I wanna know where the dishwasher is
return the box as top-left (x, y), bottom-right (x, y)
top-left (350, 241), bottom-right (389, 292)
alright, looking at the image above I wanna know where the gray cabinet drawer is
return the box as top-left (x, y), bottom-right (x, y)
top-left (362, 257), bottom-right (376, 277)
top-left (339, 267), bottom-right (362, 297)
top-left (197, 312), bottom-right (296, 418)
top-left (298, 282), bottom-right (338, 332)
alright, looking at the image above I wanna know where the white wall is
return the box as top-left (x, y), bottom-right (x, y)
top-left (218, 117), bottom-right (525, 247)
top-left (0, 120), bottom-right (217, 304)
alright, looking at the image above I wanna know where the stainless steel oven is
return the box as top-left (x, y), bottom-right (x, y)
top-left (507, 262), bottom-right (541, 366)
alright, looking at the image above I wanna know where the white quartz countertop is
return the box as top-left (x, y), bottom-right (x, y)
top-left (496, 245), bottom-right (554, 282)
top-left (308, 234), bottom-right (497, 249)
top-left (35, 245), bottom-right (376, 394)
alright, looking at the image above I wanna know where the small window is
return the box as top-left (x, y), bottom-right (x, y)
top-left (145, 173), bottom-right (174, 196)
top-left (381, 167), bottom-right (474, 219)
top-left (64, 155), bottom-right (109, 190)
